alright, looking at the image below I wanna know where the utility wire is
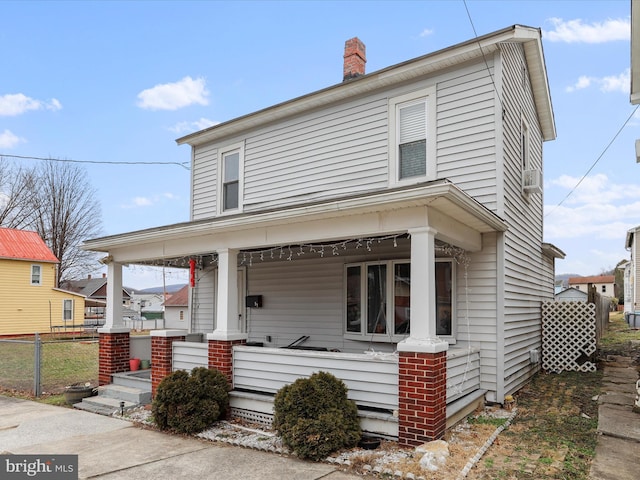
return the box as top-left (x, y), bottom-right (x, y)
top-left (544, 104), bottom-right (640, 218)
top-left (462, 0), bottom-right (504, 111)
top-left (0, 153), bottom-right (190, 170)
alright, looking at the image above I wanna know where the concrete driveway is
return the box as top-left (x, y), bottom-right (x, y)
top-left (0, 396), bottom-right (360, 479)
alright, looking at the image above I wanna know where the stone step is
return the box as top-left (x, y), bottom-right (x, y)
top-left (111, 371), bottom-right (152, 390)
top-left (74, 396), bottom-right (137, 416)
top-left (98, 384), bottom-right (151, 405)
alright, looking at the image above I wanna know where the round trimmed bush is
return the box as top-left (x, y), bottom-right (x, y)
top-left (152, 367), bottom-right (229, 434)
top-left (273, 371), bottom-right (361, 460)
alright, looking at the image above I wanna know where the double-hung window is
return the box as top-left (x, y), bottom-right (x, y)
top-left (63, 299), bottom-right (74, 321)
top-left (389, 86), bottom-right (436, 186)
top-left (31, 265), bottom-right (42, 286)
top-left (345, 259), bottom-right (454, 341)
top-left (218, 142), bottom-right (244, 214)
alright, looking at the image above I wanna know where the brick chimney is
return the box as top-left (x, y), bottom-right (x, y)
top-left (343, 37), bottom-right (366, 81)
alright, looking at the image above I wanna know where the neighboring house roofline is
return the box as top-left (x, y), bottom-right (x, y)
top-left (82, 180), bottom-right (508, 256)
top-left (0, 228), bottom-right (59, 263)
top-left (177, 25), bottom-right (555, 148)
top-left (164, 285), bottom-right (189, 307)
top-left (568, 275), bottom-right (615, 284)
top-left (555, 287), bottom-right (588, 296)
top-left (52, 288), bottom-right (86, 299)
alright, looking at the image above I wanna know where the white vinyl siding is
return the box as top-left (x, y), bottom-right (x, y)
top-left (437, 61), bottom-right (498, 210)
top-left (190, 59), bottom-right (501, 219)
top-left (191, 143), bottom-right (217, 220)
top-left (499, 43), bottom-right (547, 398)
top-left (460, 233), bottom-right (499, 397)
top-left (191, 98), bottom-right (388, 220)
top-left (192, 267), bottom-right (215, 333)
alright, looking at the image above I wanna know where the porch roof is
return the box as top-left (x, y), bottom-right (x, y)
top-left (82, 180), bottom-right (507, 264)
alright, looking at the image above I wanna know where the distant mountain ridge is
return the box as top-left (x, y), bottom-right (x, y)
top-left (555, 273), bottom-right (581, 288)
top-left (129, 284), bottom-right (187, 295)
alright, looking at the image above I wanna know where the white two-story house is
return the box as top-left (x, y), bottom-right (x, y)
top-left (85, 25), bottom-right (563, 446)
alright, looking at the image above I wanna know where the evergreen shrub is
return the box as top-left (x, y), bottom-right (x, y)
top-left (152, 367), bottom-right (229, 434)
top-left (273, 371), bottom-right (361, 460)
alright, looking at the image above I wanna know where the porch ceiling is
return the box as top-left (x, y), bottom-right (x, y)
top-left (82, 180), bottom-right (507, 264)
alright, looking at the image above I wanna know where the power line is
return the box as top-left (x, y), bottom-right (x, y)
top-left (544, 104), bottom-right (640, 218)
top-left (462, 0), bottom-right (504, 111)
top-left (0, 153), bottom-right (191, 170)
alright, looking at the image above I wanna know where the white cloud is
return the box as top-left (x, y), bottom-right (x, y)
top-left (565, 76), bottom-right (592, 92)
top-left (544, 17), bottom-right (630, 43)
top-left (0, 129), bottom-right (25, 148)
top-left (136, 76), bottom-right (209, 111)
top-left (566, 69), bottom-right (630, 94)
top-left (545, 174), bottom-right (640, 243)
top-left (121, 193), bottom-right (181, 209)
top-left (0, 93), bottom-right (62, 116)
top-left (549, 173), bottom-right (640, 204)
top-left (419, 28), bottom-right (434, 38)
top-left (600, 69), bottom-right (630, 93)
top-left (168, 117), bottom-right (218, 134)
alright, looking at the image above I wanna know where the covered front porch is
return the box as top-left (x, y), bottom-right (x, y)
top-left (86, 182), bottom-right (507, 446)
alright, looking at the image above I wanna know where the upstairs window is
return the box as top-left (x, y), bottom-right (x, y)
top-left (389, 86), bottom-right (436, 186)
top-left (398, 100), bottom-right (427, 179)
top-left (31, 265), bottom-right (42, 285)
top-left (218, 142), bottom-right (244, 214)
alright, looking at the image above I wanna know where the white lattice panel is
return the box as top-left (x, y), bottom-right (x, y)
top-left (542, 301), bottom-right (596, 373)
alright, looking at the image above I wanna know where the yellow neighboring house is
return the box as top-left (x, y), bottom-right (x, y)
top-left (0, 228), bottom-right (85, 336)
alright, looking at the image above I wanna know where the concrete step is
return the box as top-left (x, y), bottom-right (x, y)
top-left (74, 396), bottom-right (137, 416)
top-left (111, 371), bottom-right (152, 390)
top-left (98, 384), bottom-right (151, 405)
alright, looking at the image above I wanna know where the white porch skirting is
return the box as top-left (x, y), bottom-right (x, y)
top-left (171, 342), bottom-right (482, 438)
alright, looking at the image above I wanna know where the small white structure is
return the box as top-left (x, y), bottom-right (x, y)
top-left (555, 287), bottom-right (588, 303)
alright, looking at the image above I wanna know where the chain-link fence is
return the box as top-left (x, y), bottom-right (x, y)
top-left (0, 334), bottom-right (99, 396)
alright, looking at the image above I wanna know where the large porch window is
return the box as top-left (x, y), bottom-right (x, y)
top-left (345, 259), bottom-right (454, 341)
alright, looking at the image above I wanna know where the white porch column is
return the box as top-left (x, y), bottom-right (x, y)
top-left (208, 248), bottom-right (247, 341)
top-left (98, 260), bottom-right (128, 333)
top-left (397, 227), bottom-right (448, 353)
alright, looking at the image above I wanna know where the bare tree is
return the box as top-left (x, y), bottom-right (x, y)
top-left (30, 160), bottom-right (103, 285)
top-left (0, 158), bottom-right (38, 229)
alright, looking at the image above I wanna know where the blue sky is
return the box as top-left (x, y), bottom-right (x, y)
top-left (0, 0), bottom-right (636, 288)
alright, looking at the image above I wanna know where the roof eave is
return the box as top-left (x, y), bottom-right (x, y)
top-left (177, 25), bottom-right (555, 147)
top-left (542, 242), bottom-right (565, 259)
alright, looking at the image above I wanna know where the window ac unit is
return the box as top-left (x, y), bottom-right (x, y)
top-left (522, 169), bottom-right (542, 194)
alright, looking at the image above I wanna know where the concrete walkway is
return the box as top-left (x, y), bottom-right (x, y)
top-left (590, 355), bottom-right (640, 480)
top-left (0, 396), bottom-right (360, 480)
